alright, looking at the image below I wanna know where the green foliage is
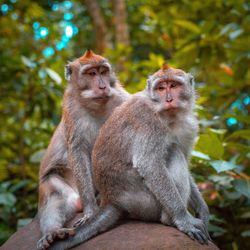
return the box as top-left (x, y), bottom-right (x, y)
top-left (0, 0), bottom-right (249, 249)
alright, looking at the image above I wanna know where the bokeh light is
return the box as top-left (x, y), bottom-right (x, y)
top-left (33, 22), bottom-right (40, 30)
top-left (43, 47), bottom-right (55, 57)
top-left (1, 4), bottom-right (9, 14)
top-left (227, 117), bottom-right (238, 126)
top-left (243, 96), bottom-right (250, 105)
top-left (52, 3), bottom-right (59, 12)
top-left (63, 1), bottom-right (73, 9)
top-left (64, 12), bottom-right (74, 21)
top-left (39, 27), bottom-right (49, 38)
top-left (65, 25), bottom-right (73, 38)
top-left (56, 41), bottom-right (67, 50)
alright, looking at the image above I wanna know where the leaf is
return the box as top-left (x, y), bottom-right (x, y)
top-left (229, 29), bottom-right (244, 40)
top-left (17, 218), bottom-right (33, 229)
top-left (209, 128), bottom-right (227, 135)
top-left (240, 212), bottom-right (250, 219)
top-left (233, 180), bottom-right (250, 199)
top-left (208, 224), bottom-right (226, 236)
top-left (30, 149), bottom-right (46, 163)
top-left (209, 175), bottom-right (233, 186)
top-left (174, 20), bottom-right (200, 33)
top-left (241, 230), bottom-right (250, 237)
top-left (46, 68), bottom-right (62, 84)
top-left (226, 129), bottom-right (250, 140)
top-left (195, 133), bottom-right (224, 159)
top-left (0, 193), bottom-right (16, 206)
top-left (210, 160), bottom-right (239, 173)
top-left (192, 150), bottom-right (210, 160)
top-left (21, 56), bottom-right (36, 68)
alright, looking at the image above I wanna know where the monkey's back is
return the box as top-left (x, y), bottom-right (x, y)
top-left (92, 93), bottom-right (154, 204)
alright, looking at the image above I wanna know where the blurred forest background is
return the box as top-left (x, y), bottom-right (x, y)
top-left (0, 0), bottom-right (249, 249)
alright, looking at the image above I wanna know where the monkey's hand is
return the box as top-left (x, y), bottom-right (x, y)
top-left (37, 228), bottom-right (75, 250)
top-left (174, 213), bottom-right (210, 245)
top-left (73, 205), bottom-right (99, 228)
top-left (197, 206), bottom-right (210, 230)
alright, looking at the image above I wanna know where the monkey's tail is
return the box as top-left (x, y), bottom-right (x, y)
top-left (49, 204), bottom-right (122, 250)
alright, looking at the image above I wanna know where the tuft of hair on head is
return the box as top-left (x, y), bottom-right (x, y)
top-left (79, 49), bottom-right (107, 65)
top-left (161, 63), bottom-right (171, 71)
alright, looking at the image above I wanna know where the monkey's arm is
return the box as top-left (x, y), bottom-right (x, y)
top-left (133, 138), bottom-right (209, 243)
top-left (134, 145), bottom-right (188, 221)
top-left (68, 131), bottom-right (98, 220)
top-left (188, 176), bottom-right (210, 228)
top-left (39, 122), bottom-right (67, 180)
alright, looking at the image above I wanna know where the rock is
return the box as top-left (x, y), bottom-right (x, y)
top-left (2, 217), bottom-right (219, 250)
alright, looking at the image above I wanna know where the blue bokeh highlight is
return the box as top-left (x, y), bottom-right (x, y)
top-left (227, 117), bottom-right (238, 126)
top-left (1, 4), bottom-right (9, 13)
top-left (43, 47), bottom-right (55, 57)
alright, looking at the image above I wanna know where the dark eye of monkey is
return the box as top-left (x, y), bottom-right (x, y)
top-left (99, 67), bottom-right (109, 75)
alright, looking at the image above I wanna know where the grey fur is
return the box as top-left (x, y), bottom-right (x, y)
top-left (49, 67), bottom-right (210, 250)
top-left (37, 58), bottom-right (129, 250)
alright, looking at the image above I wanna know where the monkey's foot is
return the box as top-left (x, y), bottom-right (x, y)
top-left (176, 217), bottom-right (209, 245)
top-left (73, 206), bottom-right (100, 228)
top-left (37, 228), bottom-right (75, 250)
top-left (73, 215), bottom-right (91, 228)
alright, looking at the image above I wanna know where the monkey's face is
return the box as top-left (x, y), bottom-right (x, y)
top-left (65, 50), bottom-right (117, 104)
top-left (148, 68), bottom-right (195, 113)
top-left (65, 61), bottom-right (116, 104)
top-left (77, 63), bottom-right (114, 103)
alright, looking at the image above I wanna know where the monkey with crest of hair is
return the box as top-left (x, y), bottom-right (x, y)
top-left (37, 50), bottom-right (129, 250)
top-left (49, 65), bottom-right (211, 250)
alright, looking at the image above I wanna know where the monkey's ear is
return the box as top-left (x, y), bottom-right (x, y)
top-left (65, 64), bottom-right (72, 81)
top-left (146, 79), bottom-right (152, 90)
top-left (188, 73), bottom-right (195, 86)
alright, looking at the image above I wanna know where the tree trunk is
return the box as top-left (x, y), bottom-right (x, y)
top-left (112, 0), bottom-right (130, 46)
top-left (84, 0), bottom-right (110, 54)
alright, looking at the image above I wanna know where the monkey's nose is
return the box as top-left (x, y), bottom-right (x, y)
top-left (166, 94), bottom-right (173, 102)
top-left (99, 84), bottom-right (106, 89)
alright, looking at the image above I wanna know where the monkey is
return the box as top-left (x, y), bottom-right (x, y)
top-left (48, 65), bottom-right (211, 250)
top-left (37, 50), bottom-right (129, 250)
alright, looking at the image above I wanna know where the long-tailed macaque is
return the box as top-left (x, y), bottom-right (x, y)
top-left (49, 65), bottom-right (210, 250)
top-left (37, 50), bottom-right (129, 250)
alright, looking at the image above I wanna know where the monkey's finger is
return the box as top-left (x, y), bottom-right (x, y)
top-left (57, 230), bottom-right (67, 239)
top-left (194, 221), bottom-right (208, 239)
top-left (67, 228), bottom-right (76, 236)
top-left (197, 231), bottom-right (208, 245)
top-left (204, 227), bottom-right (211, 241)
top-left (193, 231), bottom-right (206, 245)
top-left (187, 231), bottom-right (195, 241)
top-left (46, 234), bottom-right (54, 243)
top-left (41, 240), bottom-right (50, 249)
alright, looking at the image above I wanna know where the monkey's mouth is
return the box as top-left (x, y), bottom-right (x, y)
top-left (93, 96), bottom-right (110, 102)
top-left (164, 103), bottom-right (178, 110)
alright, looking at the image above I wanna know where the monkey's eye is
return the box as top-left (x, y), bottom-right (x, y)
top-left (100, 69), bottom-right (108, 75)
top-left (157, 85), bottom-right (165, 91)
top-left (170, 82), bottom-right (178, 88)
top-left (88, 71), bottom-right (96, 76)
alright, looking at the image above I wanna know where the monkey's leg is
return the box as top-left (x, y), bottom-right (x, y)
top-left (37, 177), bottom-right (82, 250)
top-left (188, 176), bottom-right (210, 228)
top-left (134, 143), bottom-right (209, 245)
top-left (49, 204), bottom-right (122, 250)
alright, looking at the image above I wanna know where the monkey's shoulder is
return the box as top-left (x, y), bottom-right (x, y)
top-left (116, 92), bottom-right (155, 120)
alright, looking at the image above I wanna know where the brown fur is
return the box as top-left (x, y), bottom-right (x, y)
top-left (48, 66), bottom-right (210, 250)
top-left (37, 50), bottom-right (129, 250)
